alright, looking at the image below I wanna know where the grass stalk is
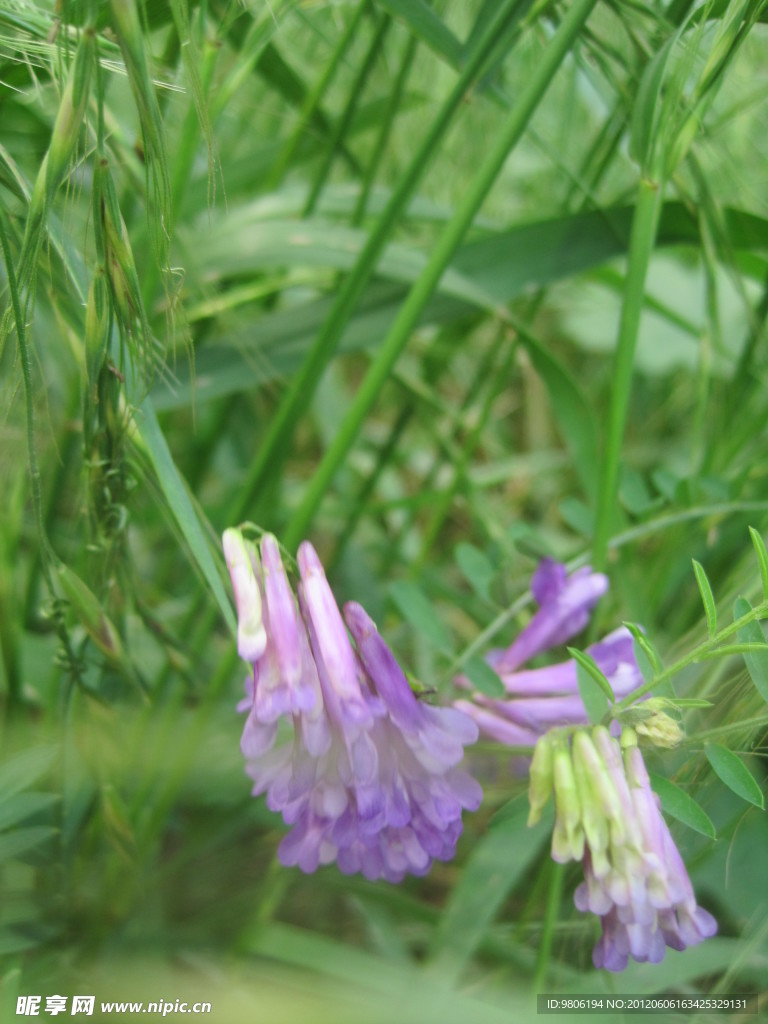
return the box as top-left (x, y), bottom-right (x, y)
top-left (231, 0), bottom-right (529, 525)
top-left (591, 176), bottom-right (663, 570)
top-left (531, 861), bottom-right (565, 993)
top-left (303, 11), bottom-right (390, 217)
top-left (0, 212), bottom-right (50, 580)
top-left (267, 0), bottom-right (370, 192)
top-left (283, 0), bottom-right (600, 549)
top-left (415, 331), bottom-right (515, 569)
top-left (352, 33), bottom-right (418, 226)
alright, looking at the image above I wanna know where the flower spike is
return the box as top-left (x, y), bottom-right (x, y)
top-left (223, 531), bottom-right (481, 882)
top-left (529, 725), bottom-right (717, 971)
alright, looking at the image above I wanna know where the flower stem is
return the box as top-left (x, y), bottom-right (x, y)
top-left (283, 0), bottom-right (600, 548)
top-left (616, 598), bottom-right (768, 709)
top-left (592, 177), bottom-right (663, 570)
top-left (532, 860), bottom-right (565, 993)
top-left (233, 0), bottom-right (528, 526)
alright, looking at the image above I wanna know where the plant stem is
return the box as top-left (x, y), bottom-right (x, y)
top-left (352, 33), bottom-right (418, 226)
top-left (266, 0), bottom-right (369, 192)
top-left (592, 175), bottom-right (663, 569)
top-left (415, 331), bottom-right (515, 569)
top-left (283, 0), bottom-right (600, 549)
top-left (616, 598), bottom-right (768, 709)
top-left (532, 860), bottom-right (565, 993)
top-left (232, 0), bottom-right (530, 525)
top-left (303, 10), bottom-right (390, 217)
top-left (682, 714), bottom-right (768, 745)
top-left (0, 211), bottom-right (50, 581)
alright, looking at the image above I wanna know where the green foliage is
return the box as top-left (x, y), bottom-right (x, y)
top-left (705, 743), bottom-right (765, 810)
top-left (454, 543), bottom-right (495, 603)
top-left (427, 797), bottom-right (553, 974)
top-left (462, 654), bottom-right (505, 698)
top-left (735, 597), bottom-right (768, 703)
top-left (693, 559), bottom-right (718, 637)
top-left (389, 580), bottom-right (451, 651)
top-left (2, 0), bottom-right (768, 1014)
top-left (648, 773), bottom-right (717, 840)
top-left (569, 648), bottom-right (614, 724)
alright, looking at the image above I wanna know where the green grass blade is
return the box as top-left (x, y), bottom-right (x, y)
top-left (427, 797), bottom-right (552, 973)
top-left (749, 526), bottom-right (768, 599)
top-left (734, 597), bottom-right (768, 704)
top-left (230, 0), bottom-right (531, 523)
top-left (303, 12), bottom-right (391, 216)
top-left (268, 0), bottom-right (369, 191)
top-left (284, 0), bottom-right (600, 547)
top-left (133, 398), bottom-right (236, 636)
top-left (151, 200), bottom-right (768, 410)
top-left (592, 177), bottom-right (663, 569)
top-left (377, 0), bottom-right (463, 66)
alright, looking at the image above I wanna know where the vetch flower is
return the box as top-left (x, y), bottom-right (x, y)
top-left (487, 559), bottom-right (608, 672)
top-left (529, 725), bottom-right (717, 971)
top-left (222, 528), bottom-right (266, 663)
top-left (454, 560), bottom-right (643, 743)
top-left (223, 528), bottom-right (482, 882)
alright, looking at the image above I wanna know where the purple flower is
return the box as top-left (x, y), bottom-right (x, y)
top-left (224, 529), bottom-right (482, 882)
top-left (222, 529), bottom-right (266, 663)
top-left (457, 627), bottom-right (643, 740)
top-left (487, 559), bottom-right (608, 672)
top-left (454, 560), bottom-right (643, 743)
top-left (533, 726), bottom-right (717, 971)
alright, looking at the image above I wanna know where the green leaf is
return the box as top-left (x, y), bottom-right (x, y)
top-left (629, 33), bottom-right (677, 170)
top-left (55, 562), bottom-right (126, 663)
top-left (652, 467), bottom-right (682, 502)
top-left (242, 921), bottom-right (533, 1021)
top-left (377, 0), bottom-right (463, 68)
top-left (0, 793), bottom-right (59, 832)
top-left (692, 559), bottom-right (717, 637)
top-left (631, 637), bottom-right (655, 685)
top-left (705, 743), bottom-right (764, 809)
top-left (734, 597), bottom-right (768, 704)
top-left (521, 334), bottom-right (598, 501)
top-left (570, 648), bottom-right (615, 702)
top-left (0, 747), bottom-right (58, 800)
top-left (619, 464), bottom-right (655, 515)
top-left (0, 826), bottom-right (58, 863)
top-left (181, 215), bottom-right (495, 309)
top-left (698, 643), bottom-right (768, 660)
top-left (454, 543), bottom-right (494, 602)
top-left (623, 621), bottom-right (664, 676)
top-left (0, 930), bottom-right (41, 956)
top-left (389, 581), bottom-right (450, 651)
top-left (649, 773), bottom-right (716, 839)
top-left (570, 649), bottom-right (612, 724)
top-left (558, 497), bottom-right (593, 537)
top-left (152, 203), bottom-right (768, 411)
top-left (135, 398), bottom-right (237, 636)
top-left (463, 654), bottom-right (505, 698)
top-left (749, 526), bottom-right (768, 600)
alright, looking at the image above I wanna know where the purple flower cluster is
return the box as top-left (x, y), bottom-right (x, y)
top-left (223, 528), bottom-right (482, 882)
top-left (455, 559), bottom-right (643, 744)
top-left (529, 726), bottom-right (717, 971)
